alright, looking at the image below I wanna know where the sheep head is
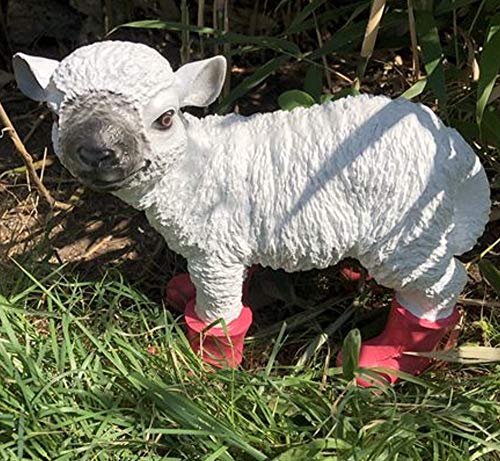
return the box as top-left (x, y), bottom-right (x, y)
top-left (13, 41), bottom-right (226, 191)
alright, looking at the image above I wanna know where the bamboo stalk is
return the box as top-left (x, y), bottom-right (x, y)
top-left (213, 0), bottom-right (221, 55)
top-left (0, 102), bottom-right (70, 210)
top-left (197, 0), bottom-right (206, 57)
top-left (407, 0), bottom-right (420, 78)
top-left (360, 0), bottom-right (387, 59)
top-left (213, 0), bottom-right (231, 102)
top-left (103, 0), bottom-right (114, 33)
top-left (222, 0), bottom-right (231, 100)
top-left (180, 0), bottom-right (190, 64)
top-left (356, 0), bottom-right (387, 86)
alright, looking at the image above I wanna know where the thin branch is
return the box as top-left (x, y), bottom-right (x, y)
top-left (0, 102), bottom-right (71, 210)
top-left (311, 5), bottom-right (333, 92)
top-left (459, 297), bottom-right (500, 309)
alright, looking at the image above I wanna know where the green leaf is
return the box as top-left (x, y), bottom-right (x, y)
top-left (321, 93), bottom-right (334, 104)
top-left (329, 87), bottom-right (361, 102)
top-left (217, 55), bottom-right (290, 113)
top-left (341, 328), bottom-right (361, 380)
top-left (111, 19), bottom-right (215, 34)
top-left (476, 14), bottom-right (500, 126)
top-left (113, 20), bottom-right (300, 55)
top-left (309, 12), bottom-right (406, 60)
top-left (479, 260), bottom-right (500, 296)
top-left (309, 21), bottom-right (366, 59)
top-left (449, 119), bottom-right (480, 144)
top-left (278, 89), bottom-right (316, 111)
top-left (287, 0), bottom-right (327, 34)
top-left (481, 104), bottom-right (500, 150)
top-left (206, 33), bottom-right (300, 55)
top-left (415, 10), bottom-right (447, 111)
top-left (304, 66), bottom-right (323, 102)
top-left (289, 1), bottom-right (368, 35)
top-left (400, 78), bottom-right (428, 100)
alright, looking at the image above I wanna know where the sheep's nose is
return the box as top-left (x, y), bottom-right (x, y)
top-left (76, 145), bottom-right (119, 169)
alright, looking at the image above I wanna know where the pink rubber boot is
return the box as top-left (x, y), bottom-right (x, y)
top-left (165, 273), bottom-right (196, 312)
top-left (338, 299), bottom-right (460, 387)
top-left (341, 267), bottom-right (372, 282)
top-left (165, 267), bottom-right (257, 312)
top-left (184, 300), bottom-right (253, 368)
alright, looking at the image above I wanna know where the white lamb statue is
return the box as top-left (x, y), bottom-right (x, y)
top-left (13, 41), bottom-right (490, 386)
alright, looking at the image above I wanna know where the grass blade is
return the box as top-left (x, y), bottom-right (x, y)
top-left (479, 259), bottom-right (500, 296)
top-left (341, 328), bottom-right (361, 380)
top-left (400, 78), bottom-right (427, 99)
top-left (217, 55), bottom-right (290, 112)
top-left (405, 346), bottom-right (500, 363)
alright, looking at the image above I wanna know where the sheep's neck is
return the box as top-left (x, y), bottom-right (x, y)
top-left (114, 112), bottom-right (247, 252)
top-left (112, 180), bottom-right (158, 211)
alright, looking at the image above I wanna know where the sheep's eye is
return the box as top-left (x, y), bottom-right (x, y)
top-left (154, 109), bottom-right (175, 130)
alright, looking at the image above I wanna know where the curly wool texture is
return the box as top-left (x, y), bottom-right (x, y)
top-left (143, 98), bottom-right (490, 322)
top-left (51, 41), bottom-right (175, 104)
top-left (15, 41), bottom-right (490, 324)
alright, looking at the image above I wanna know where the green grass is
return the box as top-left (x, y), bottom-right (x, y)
top-left (0, 262), bottom-right (498, 460)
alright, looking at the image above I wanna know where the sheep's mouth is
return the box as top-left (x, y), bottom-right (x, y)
top-left (82, 160), bottom-right (151, 191)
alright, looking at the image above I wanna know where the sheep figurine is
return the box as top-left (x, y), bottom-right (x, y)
top-left (13, 41), bottom-right (490, 385)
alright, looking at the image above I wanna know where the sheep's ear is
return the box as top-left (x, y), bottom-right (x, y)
top-left (175, 56), bottom-right (226, 107)
top-left (12, 53), bottom-right (60, 101)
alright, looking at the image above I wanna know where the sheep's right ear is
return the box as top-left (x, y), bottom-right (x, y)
top-left (175, 56), bottom-right (227, 108)
top-left (12, 53), bottom-right (60, 101)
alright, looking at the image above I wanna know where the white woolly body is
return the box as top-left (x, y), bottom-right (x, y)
top-left (13, 41), bottom-right (491, 323)
top-left (127, 95), bottom-right (489, 322)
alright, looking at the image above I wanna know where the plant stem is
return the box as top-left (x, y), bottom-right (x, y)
top-left (0, 102), bottom-right (70, 210)
top-left (357, 0), bottom-right (387, 85)
top-left (407, 0), bottom-right (420, 79)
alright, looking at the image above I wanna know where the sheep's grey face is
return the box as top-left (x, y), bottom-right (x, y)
top-left (54, 92), bottom-right (147, 191)
top-left (52, 90), bottom-right (187, 192)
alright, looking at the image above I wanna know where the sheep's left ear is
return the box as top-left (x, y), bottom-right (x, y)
top-left (12, 53), bottom-right (60, 102)
top-left (175, 56), bottom-right (226, 108)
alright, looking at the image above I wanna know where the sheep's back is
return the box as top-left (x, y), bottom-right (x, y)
top-left (235, 95), bottom-right (480, 271)
top-left (176, 95), bottom-right (484, 272)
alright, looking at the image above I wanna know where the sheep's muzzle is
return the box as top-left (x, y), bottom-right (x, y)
top-left (58, 97), bottom-right (146, 191)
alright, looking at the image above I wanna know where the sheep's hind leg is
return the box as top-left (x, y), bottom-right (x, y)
top-left (183, 257), bottom-right (253, 368)
top-left (340, 257), bottom-right (464, 387)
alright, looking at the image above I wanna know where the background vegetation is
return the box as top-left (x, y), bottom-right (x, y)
top-left (0, 0), bottom-right (499, 459)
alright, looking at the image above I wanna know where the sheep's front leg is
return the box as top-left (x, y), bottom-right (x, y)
top-left (183, 256), bottom-right (253, 367)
